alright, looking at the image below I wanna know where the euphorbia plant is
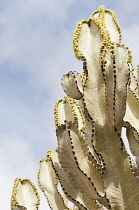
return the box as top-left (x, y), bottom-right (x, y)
top-left (11, 5), bottom-right (139, 210)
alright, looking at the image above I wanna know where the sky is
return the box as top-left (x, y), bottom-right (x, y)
top-left (0, 0), bottom-right (139, 209)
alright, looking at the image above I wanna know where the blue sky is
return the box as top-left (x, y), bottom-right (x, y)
top-left (1, 0), bottom-right (139, 209)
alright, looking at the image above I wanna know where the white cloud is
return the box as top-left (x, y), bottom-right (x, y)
top-left (0, 133), bottom-right (50, 209)
top-left (0, 132), bottom-right (54, 209)
top-left (0, 1), bottom-right (81, 208)
top-left (0, 0), bottom-right (81, 91)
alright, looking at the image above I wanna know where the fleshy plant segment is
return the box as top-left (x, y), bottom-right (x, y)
top-left (11, 5), bottom-right (139, 210)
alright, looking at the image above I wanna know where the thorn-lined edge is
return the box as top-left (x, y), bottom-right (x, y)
top-left (11, 178), bottom-right (40, 209)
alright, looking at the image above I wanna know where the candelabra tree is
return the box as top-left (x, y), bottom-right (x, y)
top-left (11, 5), bottom-right (139, 210)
